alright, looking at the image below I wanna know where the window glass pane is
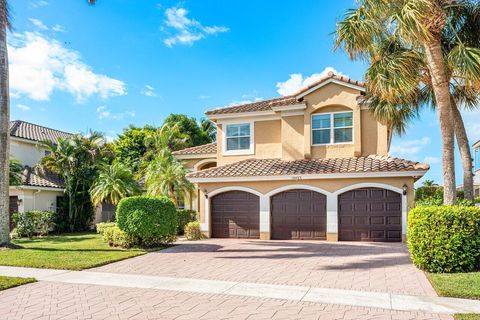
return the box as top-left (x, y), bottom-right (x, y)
top-left (239, 137), bottom-right (250, 149)
top-left (334, 128), bottom-right (353, 143)
top-left (226, 125), bottom-right (239, 137)
top-left (475, 148), bottom-right (480, 171)
top-left (334, 112), bottom-right (353, 127)
top-left (226, 137), bottom-right (239, 150)
top-left (312, 114), bottom-right (330, 129)
top-left (312, 129), bottom-right (330, 144)
top-left (239, 124), bottom-right (250, 136)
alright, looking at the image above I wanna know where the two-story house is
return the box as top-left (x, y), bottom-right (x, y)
top-left (8, 121), bottom-right (71, 219)
top-left (174, 72), bottom-right (429, 243)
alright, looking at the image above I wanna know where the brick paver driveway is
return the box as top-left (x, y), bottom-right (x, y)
top-left (94, 239), bottom-right (436, 296)
top-left (1, 239), bottom-right (450, 320)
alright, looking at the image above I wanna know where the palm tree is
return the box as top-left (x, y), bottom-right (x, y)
top-left (90, 162), bottom-right (139, 206)
top-left (9, 159), bottom-right (22, 186)
top-left (336, 0), bottom-right (480, 204)
top-left (0, 0), bottom-right (11, 246)
top-left (144, 153), bottom-right (194, 207)
top-left (200, 118), bottom-right (216, 142)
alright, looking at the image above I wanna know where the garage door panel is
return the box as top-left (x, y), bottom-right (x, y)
top-left (271, 189), bottom-right (326, 240)
top-left (339, 188), bottom-right (401, 242)
top-left (211, 191), bottom-right (259, 239)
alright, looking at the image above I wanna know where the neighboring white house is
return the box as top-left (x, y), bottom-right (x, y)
top-left (8, 121), bottom-right (72, 222)
top-left (473, 139), bottom-right (480, 197)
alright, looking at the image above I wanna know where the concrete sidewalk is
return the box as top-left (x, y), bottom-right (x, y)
top-left (0, 265), bottom-right (478, 315)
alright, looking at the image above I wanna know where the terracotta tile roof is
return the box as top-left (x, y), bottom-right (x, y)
top-left (9, 120), bottom-right (73, 144)
top-left (294, 72), bottom-right (365, 96)
top-left (187, 156), bottom-right (429, 180)
top-left (20, 166), bottom-right (65, 189)
top-left (173, 142), bottom-right (217, 155)
top-left (205, 96), bottom-right (300, 116)
top-left (204, 72), bottom-right (365, 116)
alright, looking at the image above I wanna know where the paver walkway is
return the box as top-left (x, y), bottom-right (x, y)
top-left (0, 239), bottom-right (473, 320)
top-left (94, 239), bottom-right (436, 296)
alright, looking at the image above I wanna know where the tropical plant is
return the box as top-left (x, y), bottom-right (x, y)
top-left (144, 153), bottom-right (194, 207)
top-left (90, 162), bottom-right (139, 206)
top-left (163, 114), bottom-right (214, 150)
top-left (39, 132), bottom-right (105, 231)
top-left (9, 159), bottom-right (22, 186)
top-left (335, 0), bottom-right (480, 204)
top-left (114, 125), bottom-right (155, 173)
top-left (144, 123), bottom-right (186, 159)
top-left (201, 118), bottom-right (216, 141)
top-left (0, 0), bottom-right (11, 246)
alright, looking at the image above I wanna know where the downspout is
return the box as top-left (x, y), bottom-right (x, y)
top-left (33, 189), bottom-right (41, 210)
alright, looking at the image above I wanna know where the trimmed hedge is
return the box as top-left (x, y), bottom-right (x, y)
top-left (117, 196), bottom-right (177, 246)
top-left (177, 209), bottom-right (197, 235)
top-left (408, 206), bottom-right (480, 273)
top-left (184, 221), bottom-right (204, 240)
top-left (102, 225), bottom-right (138, 248)
top-left (96, 222), bottom-right (116, 235)
top-left (12, 211), bottom-right (55, 238)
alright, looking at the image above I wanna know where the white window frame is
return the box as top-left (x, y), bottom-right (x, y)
top-left (311, 111), bottom-right (354, 146)
top-left (222, 121), bottom-right (254, 156)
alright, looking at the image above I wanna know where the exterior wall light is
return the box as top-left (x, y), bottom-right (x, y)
top-left (203, 189), bottom-right (209, 199)
top-left (402, 184), bottom-right (408, 196)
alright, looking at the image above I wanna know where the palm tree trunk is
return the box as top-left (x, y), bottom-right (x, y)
top-left (424, 40), bottom-right (456, 205)
top-left (451, 98), bottom-right (474, 201)
top-left (0, 0), bottom-right (10, 246)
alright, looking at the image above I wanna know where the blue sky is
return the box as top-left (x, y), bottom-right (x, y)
top-left (8, 0), bottom-right (480, 185)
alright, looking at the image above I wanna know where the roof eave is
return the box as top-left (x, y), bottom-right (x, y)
top-left (188, 170), bottom-right (428, 183)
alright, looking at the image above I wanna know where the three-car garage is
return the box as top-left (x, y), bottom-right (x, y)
top-left (209, 186), bottom-right (403, 242)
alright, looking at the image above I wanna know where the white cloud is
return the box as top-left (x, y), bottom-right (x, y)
top-left (96, 105), bottom-right (135, 120)
top-left (198, 95), bottom-right (211, 100)
top-left (461, 108), bottom-right (480, 143)
top-left (30, 1), bottom-right (48, 8)
top-left (390, 137), bottom-right (431, 158)
top-left (9, 32), bottom-right (127, 102)
top-left (423, 156), bottom-right (440, 164)
top-left (29, 18), bottom-right (48, 30)
top-left (163, 7), bottom-right (229, 47)
top-left (276, 67), bottom-right (347, 96)
top-left (16, 104), bottom-right (31, 111)
top-left (52, 24), bottom-right (66, 32)
top-left (141, 84), bottom-right (157, 97)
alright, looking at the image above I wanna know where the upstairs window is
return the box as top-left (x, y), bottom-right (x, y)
top-left (312, 112), bottom-right (353, 145)
top-left (224, 123), bottom-right (253, 154)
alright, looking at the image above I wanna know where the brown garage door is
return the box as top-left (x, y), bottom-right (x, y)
top-left (271, 189), bottom-right (326, 240)
top-left (211, 191), bottom-right (259, 239)
top-left (338, 188), bottom-right (401, 242)
top-left (9, 196), bottom-right (18, 231)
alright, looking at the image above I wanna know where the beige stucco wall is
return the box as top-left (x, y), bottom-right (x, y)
top-left (361, 110), bottom-right (389, 156)
top-left (10, 187), bottom-right (63, 213)
top-left (281, 115), bottom-right (304, 160)
top-left (217, 120), bottom-right (282, 166)
top-left (10, 138), bottom-right (48, 167)
top-left (197, 177), bottom-right (415, 226)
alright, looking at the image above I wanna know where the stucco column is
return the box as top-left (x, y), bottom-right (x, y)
top-left (259, 195), bottom-right (270, 240)
top-left (326, 193), bottom-right (338, 241)
top-left (401, 193), bottom-right (407, 242)
top-left (201, 196), bottom-right (210, 237)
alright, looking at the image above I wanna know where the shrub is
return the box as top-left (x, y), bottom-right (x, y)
top-left (102, 225), bottom-right (137, 248)
top-left (96, 222), bottom-right (116, 235)
top-left (184, 221), bottom-right (204, 241)
top-left (117, 196), bottom-right (177, 246)
top-left (12, 211), bottom-right (55, 238)
top-left (177, 209), bottom-right (197, 235)
top-left (415, 185), bottom-right (467, 206)
top-left (408, 205), bottom-right (480, 273)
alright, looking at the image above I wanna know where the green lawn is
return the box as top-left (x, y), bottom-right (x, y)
top-left (455, 315), bottom-right (480, 320)
top-left (428, 272), bottom-right (480, 300)
top-left (0, 276), bottom-right (35, 291)
top-left (0, 233), bottom-right (150, 270)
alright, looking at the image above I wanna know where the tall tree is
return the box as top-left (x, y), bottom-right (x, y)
top-left (0, 0), bottom-right (11, 246)
top-left (336, 0), bottom-right (480, 204)
top-left (90, 162), bottom-right (139, 206)
top-left (163, 114), bottom-right (214, 150)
